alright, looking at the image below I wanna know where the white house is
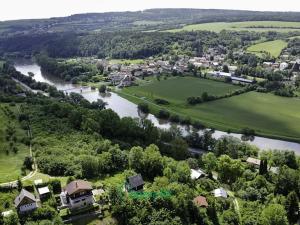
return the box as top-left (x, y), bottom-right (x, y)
top-left (60, 180), bottom-right (95, 211)
top-left (14, 189), bottom-right (38, 214)
top-left (213, 188), bottom-right (228, 198)
top-left (280, 62), bottom-right (289, 71)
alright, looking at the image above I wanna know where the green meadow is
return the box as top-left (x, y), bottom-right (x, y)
top-left (120, 77), bottom-right (300, 142)
top-left (0, 104), bottom-right (29, 183)
top-left (247, 40), bottom-right (288, 58)
top-left (123, 76), bottom-right (241, 105)
top-left (166, 21), bottom-right (300, 33)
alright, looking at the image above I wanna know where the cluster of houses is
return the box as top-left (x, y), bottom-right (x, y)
top-left (263, 59), bottom-right (300, 80)
top-left (99, 50), bottom-right (228, 87)
top-left (9, 155), bottom-right (279, 219)
top-left (11, 174), bottom-right (145, 217)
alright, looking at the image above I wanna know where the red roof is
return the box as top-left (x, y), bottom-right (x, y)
top-left (193, 196), bottom-right (208, 207)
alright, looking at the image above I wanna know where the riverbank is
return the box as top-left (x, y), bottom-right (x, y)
top-left (117, 87), bottom-right (300, 144)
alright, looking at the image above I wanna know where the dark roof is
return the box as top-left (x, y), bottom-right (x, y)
top-left (65, 180), bottom-right (92, 195)
top-left (193, 196), bottom-right (208, 207)
top-left (127, 174), bottom-right (144, 189)
top-left (14, 189), bottom-right (36, 207)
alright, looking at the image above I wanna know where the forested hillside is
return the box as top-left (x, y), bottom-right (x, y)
top-left (1, 8), bottom-right (300, 35)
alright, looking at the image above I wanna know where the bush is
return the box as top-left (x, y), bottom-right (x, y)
top-left (99, 85), bottom-right (107, 93)
top-left (154, 98), bottom-right (170, 105)
top-left (49, 179), bottom-right (61, 194)
top-left (137, 103), bottom-right (150, 114)
top-left (157, 110), bottom-right (170, 119)
top-left (169, 114), bottom-right (181, 123)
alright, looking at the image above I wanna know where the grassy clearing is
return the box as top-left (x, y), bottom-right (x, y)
top-left (109, 59), bottom-right (144, 65)
top-left (23, 172), bottom-right (69, 187)
top-left (120, 79), bottom-right (300, 142)
top-left (0, 104), bottom-right (29, 184)
top-left (70, 215), bottom-right (117, 225)
top-left (166, 21), bottom-right (300, 33)
top-left (288, 35), bottom-right (300, 40)
top-left (247, 40), bottom-right (288, 58)
top-left (133, 20), bottom-right (163, 26)
top-left (123, 76), bottom-right (241, 105)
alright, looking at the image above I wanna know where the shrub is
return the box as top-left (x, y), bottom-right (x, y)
top-left (154, 98), bottom-right (170, 105)
top-left (137, 102), bottom-right (150, 114)
top-left (157, 110), bottom-right (170, 119)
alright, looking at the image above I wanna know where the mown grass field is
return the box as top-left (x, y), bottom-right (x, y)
top-left (109, 59), bottom-right (145, 65)
top-left (0, 104), bottom-right (29, 183)
top-left (166, 21), bottom-right (300, 33)
top-left (123, 76), bottom-right (241, 105)
top-left (120, 78), bottom-right (300, 142)
top-left (246, 40), bottom-right (288, 58)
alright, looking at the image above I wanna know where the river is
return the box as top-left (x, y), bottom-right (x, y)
top-left (15, 62), bottom-right (300, 153)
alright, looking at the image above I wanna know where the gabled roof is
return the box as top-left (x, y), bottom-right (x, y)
top-left (127, 174), bottom-right (144, 189)
top-left (193, 196), bottom-right (208, 207)
top-left (65, 180), bottom-right (92, 195)
top-left (14, 189), bottom-right (36, 207)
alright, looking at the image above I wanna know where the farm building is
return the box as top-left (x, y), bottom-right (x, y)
top-left (231, 76), bottom-right (254, 84)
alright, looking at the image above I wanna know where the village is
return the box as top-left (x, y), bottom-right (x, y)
top-left (93, 48), bottom-right (300, 88)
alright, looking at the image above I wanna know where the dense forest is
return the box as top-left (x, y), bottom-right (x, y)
top-left (0, 30), bottom-right (266, 58)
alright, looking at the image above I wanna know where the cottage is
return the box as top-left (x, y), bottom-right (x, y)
top-left (213, 188), bottom-right (227, 198)
top-left (14, 189), bottom-right (38, 214)
top-left (246, 157), bottom-right (261, 167)
top-left (193, 196), bottom-right (208, 208)
top-left (126, 174), bottom-right (144, 192)
top-left (191, 169), bottom-right (206, 180)
top-left (60, 180), bottom-right (94, 211)
top-left (38, 186), bottom-right (51, 201)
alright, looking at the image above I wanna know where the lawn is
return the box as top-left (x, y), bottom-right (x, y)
top-left (122, 76), bottom-right (241, 105)
top-left (166, 21), bottom-right (300, 33)
top-left (246, 40), bottom-right (288, 58)
top-left (109, 59), bottom-right (144, 65)
top-left (23, 172), bottom-right (69, 187)
top-left (120, 80), bottom-right (300, 142)
top-left (0, 104), bottom-right (30, 184)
